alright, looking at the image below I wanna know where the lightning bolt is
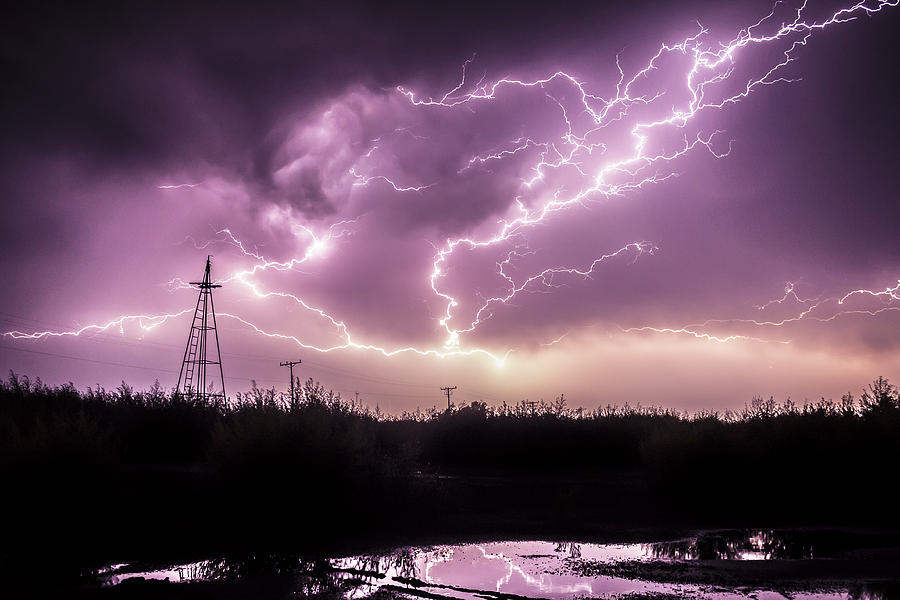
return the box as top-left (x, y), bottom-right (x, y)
top-left (625, 280), bottom-right (900, 344)
top-left (158, 183), bottom-right (203, 189)
top-left (348, 167), bottom-right (436, 193)
top-left (4, 310), bottom-right (194, 340)
top-left (4, 0), bottom-right (898, 370)
top-left (752, 281), bottom-right (821, 311)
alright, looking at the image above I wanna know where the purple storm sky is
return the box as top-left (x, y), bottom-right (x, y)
top-left (2, 0), bottom-right (899, 412)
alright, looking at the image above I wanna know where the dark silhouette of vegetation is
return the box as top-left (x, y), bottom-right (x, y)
top-left (2, 371), bottom-right (899, 592)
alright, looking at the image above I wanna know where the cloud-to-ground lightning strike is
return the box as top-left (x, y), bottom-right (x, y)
top-left (4, 0), bottom-right (899, 367)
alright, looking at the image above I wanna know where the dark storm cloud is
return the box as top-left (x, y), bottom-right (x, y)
top-left (0, 1), bottom-right (634, 170)
top-left (3, 0), bottom-right (897, 281)
top-left (1, 0), bottom-right (678, 248)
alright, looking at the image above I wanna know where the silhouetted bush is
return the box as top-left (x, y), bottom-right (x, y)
top-left (2, 370), bottom-right (898, 572)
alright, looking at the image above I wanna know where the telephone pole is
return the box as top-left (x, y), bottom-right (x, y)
top-left (280, 359), bottom-right (301, 407)
top-left (440, 386), bottom-right (457, 410)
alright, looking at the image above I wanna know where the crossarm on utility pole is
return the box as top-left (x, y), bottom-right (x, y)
top-left (440, 386), bottom-right (457, 411)
top-left (280, 360), bottom-right (302, 408)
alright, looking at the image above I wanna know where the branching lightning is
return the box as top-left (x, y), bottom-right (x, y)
top-left (626, 280), bottom-right (900, 344)
top-left (348, 168), bottom-right (436, 193)
top-left (4, 0), bottom-right (899, 369)
top-left (4, 310), bottom-right (194, 340)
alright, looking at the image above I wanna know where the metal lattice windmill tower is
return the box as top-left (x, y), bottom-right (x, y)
top-left (176, 256), bottom-right (226, 404)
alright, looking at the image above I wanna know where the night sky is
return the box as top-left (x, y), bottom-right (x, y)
top-left (2, 0), bottom-right (899, 411)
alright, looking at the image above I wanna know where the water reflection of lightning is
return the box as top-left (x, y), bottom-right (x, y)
top-left (4, 0), bottom-right (898, 366)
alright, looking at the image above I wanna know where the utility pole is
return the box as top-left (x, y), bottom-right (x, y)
top-left (280, 359), bottom-right (301, 407)
top-left (440, 386), bottom-right (457, 410)
top-left (355, 391), bottom-right (360, 407)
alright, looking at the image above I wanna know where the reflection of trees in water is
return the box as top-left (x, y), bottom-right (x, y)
top-left (192, 554), bottom-right (319, 580)
top-left (554, 542), bottom-right (582, 559)
top-left (333, 548), bottom-right (420, 579)
top-left (150, 548), bottom-right (424, 597)
top-left (645, 530), bottom-right (815, 560)
top-left (326, 549), bottom-right (424, 599)
top-left (848, 583), bottom-right (894, 600)
top-left (176, 551), bottom-right (422, 596)
top-left (177, 562), bottom-right (211, 582)
top-left (183, 554), bottom-right (348, 596)
top-left (186, 548), bottom-right (421, 579)
top-left (745, 529), bottom-right (814, 559)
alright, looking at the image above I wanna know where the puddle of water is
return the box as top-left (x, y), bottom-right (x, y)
top-left (97, 530), bottom-right (896, 599)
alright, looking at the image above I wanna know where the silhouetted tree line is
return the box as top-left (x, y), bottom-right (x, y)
top-left (2, 371), bottom-right (899, 576)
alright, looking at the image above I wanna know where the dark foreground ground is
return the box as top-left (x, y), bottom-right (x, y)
top-left (2, 373), bottom-right (900, 597)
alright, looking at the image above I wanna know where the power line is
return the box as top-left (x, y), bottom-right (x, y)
top-left (1, 343), bottom-right (183, 376)
top-left (0, 344), bottom-right (436, 400)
